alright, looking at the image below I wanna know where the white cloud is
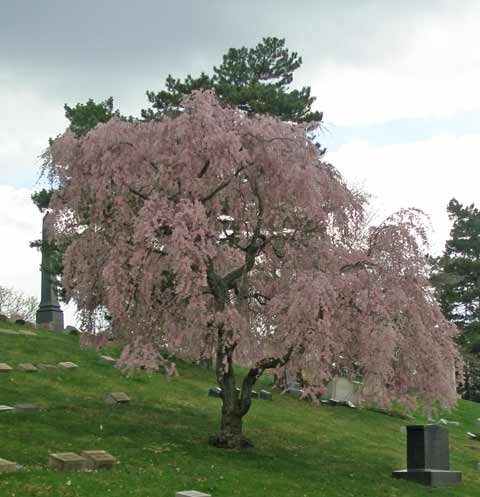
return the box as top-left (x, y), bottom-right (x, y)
top-left (0, 185), bottom-right (77, 326)
top-left (329, 133), bottom-right (480, 254)
top-left (309, 2), bottom-right (480, 126)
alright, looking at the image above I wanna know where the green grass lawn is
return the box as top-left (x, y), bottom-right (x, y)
top-left (1, 322), bottom-right (480, 497)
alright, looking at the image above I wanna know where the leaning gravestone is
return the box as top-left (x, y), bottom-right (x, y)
top-left (0, 363), bottom-right (13, 372)
top-left (392, 424), bottom-right (462, 487)
top-left (105, 392), bottom-right (130, 405)
top-left (80, 450), bottom-right (116, 470)
top-left (16, 363), bottom-right (39, 372)
top-left (49, 452), bottom-right (88, 471)
top-left (176, 492), bottom-right (211, 497)
top-left (0, 458), bottom-right (16, 474)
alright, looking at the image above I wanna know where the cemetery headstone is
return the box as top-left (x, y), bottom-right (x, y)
top-left (392, 424), bottom-right (462, 487)
top-left (80, 450), bottom-right (117, 470)
top-left (0, 405), bottom-right (15, 413)
top-left (48, 452), bottom-right (88, 471)
top-left (208, 387), bottom-right (222, 398)
top-left (0, 314), bottom-right (7, 322)
top-left (105, 392), bottom-right (130, 404)
top-left (14, 319), bottom-right (26, 325)
top-left (37, 363), bottom-right (58, 370)
top-left (36, 212), bottom-right (64, 331)
top-left (66, 325), bottom-right (79, 335)
top-left (17, 363), bottom-right (39, 372)
top-left (176, 491), bottom-right (211, 497)
top-left (58, 362), bottom-right (79, 369)
top-left (14, 404), bottom-right (40, 412)
top-left (259, 390), bottom-right (272, 401)
top-left (251, 390), bottom-right (258, 399)
top-left (0, 458), bottom-right (16, 474)
top-left (321, 376), bottom-right (360, 404)
top-left (285, 386), bottom-right (304, 399)
top-left (98, 355), bottom-right (117, 366)
top-left (0, 363), bottom-right (13, 372)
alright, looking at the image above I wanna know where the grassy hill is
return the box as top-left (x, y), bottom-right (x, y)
top-left (1, 322), bottom-right (480, 497)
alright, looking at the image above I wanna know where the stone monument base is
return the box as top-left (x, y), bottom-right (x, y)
top-left (392, 469), bottom-right (462, 487)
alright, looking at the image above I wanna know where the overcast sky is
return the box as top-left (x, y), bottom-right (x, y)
top-left (1, 0), bottom-right (479, 326)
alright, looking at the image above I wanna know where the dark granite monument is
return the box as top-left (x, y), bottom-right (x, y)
top-left (36, 213), bottom-right (64, 331)
top-left (392, 424), bottom-right (462, 487)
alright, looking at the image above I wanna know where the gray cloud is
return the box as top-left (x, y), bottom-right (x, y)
top-left (1, 0), bottom-right (468, 115)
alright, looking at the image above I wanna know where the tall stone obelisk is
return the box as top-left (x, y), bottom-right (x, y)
top-left (36, 212), bottom-right (64, 331)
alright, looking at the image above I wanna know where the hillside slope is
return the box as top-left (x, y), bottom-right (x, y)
top-left (1, 323), bottom-right (479, 497)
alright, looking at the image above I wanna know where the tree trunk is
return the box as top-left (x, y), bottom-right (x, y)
top-left (208, 399), bottom-right (252, 449)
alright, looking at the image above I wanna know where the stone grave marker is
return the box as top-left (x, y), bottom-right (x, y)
top-left (98, 355), bottom-right (117, 366)
top-left (0, 458), bottom-right (16, 474)
top-left (49, 452), bottom-right (88, 471)
top-left (259, 390), bottom-right (272, 401)
top-left (0, 405), bottom-right (15, 413)
top-left (0, 314), bottom-right (7, 322)
top-left (37, 363), bottom-right (58, 370)
top-left (176, 491), bottom-right (211, 497)
top-left (14, 319), bottom-right (26, 325)
top-left (17, 363), bottom-right (39, 372)
top-left (321, 376), bottom-right (360, 404)
top-left (251, 390), bottom-right (258, 399)
top-left (208, 387), bottom-right (222, 398)
top-left (392, 424), bottom-right (462, 487)
top-left (80, 450), bottom-right (117, 470)
top-left (105, 392), bottom-right (130, 404)
top-left (0, 363), bottom-right (13, 372)
top-left (58, 362), bottom-right (79, 369)
top-left (14, 404), bottom-right (40, 412)
top-left (285, 386), bottom-right (303, 399)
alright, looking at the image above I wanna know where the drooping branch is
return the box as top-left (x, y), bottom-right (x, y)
top-left (200, 165), bottom-right (245, 204)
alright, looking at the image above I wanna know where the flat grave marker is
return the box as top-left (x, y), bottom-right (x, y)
top-left (0, 458), bottom-right (16, 474)
top-left (58, 362), bottom-right (79, 369)
top-left (392, 424), bottom-right (462, 487)
top-left (0, 363), bottom-right (13, 372)
top-left (98, 355), bottom-right (117, 366)
top-left (176, 492), bottom-right (211, 497)
top-left (37, 363), bottom-right (58, 370)
top-left (0, 405), bottom-right (15, 413)
top-left (80, 450), bottom-right (117, 470)
top-left (105, 392), bottom-right (130, 404)
top-left (14, 404), bottom-right (40, 412)
top-left (16, 363), bottom-right (39, 372)
top-left (49, 452), bottom-right (88, 471)
top-left (208, 387), bottom-right (222, 398)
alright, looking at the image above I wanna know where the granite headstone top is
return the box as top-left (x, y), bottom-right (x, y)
top-left (105, 392), bottom-right (130, 404)
top-left (0, 363), bottom-right (13, 372)
top-left (58, 362), bottom-right (79, 369)
top-left (0, 458), bottom-right (16, 474)
top-left (259, 390), bottom-right (272, 401)
top-left (80, 450), bottom-right (117, 470)
top-left (208, 387), bottom-right (222, 398)
top-left (392, 424), bottom-right (462, 487)
top-left (17, 363), bottom-right (39, 372)
top-left (49, 452), bottom-right (88, 471)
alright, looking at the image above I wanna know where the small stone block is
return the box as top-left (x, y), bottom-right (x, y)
top-left (0, 363), bottom-right (13, 372)
top-left (105, 392), bottom-right (130, 404)
top-left (259, 390), bottom-right (272, 401)
top-left (208, 387), bottom-right (222, 398)
top-left (98, 355), bottom-right (117, 366)
top-left (58, 362), bottom-right (79, 369)
top-left (16, 363), bottom-right (38, 372)
top-left (251, 390), bottom-right (258, 399)
top-left (0, 405), bottom-right (15, 413)
top-left (176, 491), bottom-right (211, 497)
top-left (0, 458), bottom-right (16, 474)
top-left (80, 450), bottom-right (116, 470)
top-left (49, 452), bottom-right (88, 471)
top-left (14, 404), bottom-right (40, 412)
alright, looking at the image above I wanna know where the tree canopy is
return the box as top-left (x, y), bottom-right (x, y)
top-left (43, 90), bottom-right (461, 448)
